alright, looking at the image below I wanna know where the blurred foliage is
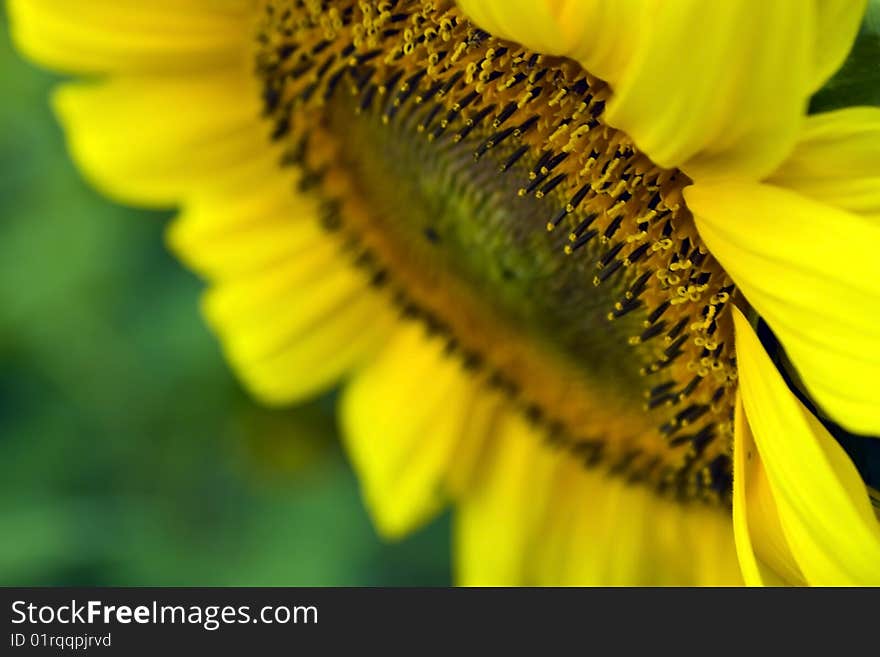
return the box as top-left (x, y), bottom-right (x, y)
top-left (0, 11), bottom-right (451, 586)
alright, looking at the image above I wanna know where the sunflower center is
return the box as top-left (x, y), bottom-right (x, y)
top-left (254, 0), bottom-right (739, 502)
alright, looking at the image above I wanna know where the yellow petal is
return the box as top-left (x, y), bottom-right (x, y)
top-left (455, 410), bottom-right (741, 586)
top-left (604, 0), bottom-right (815, 180)
top-left (455, 0), bottom-right (638, 82)
top-left (7, 0), bottom-right (252, 74)
top-left (733, 308), bottom-right (880, 585)
top-left (540, 468), bottom-right (742, 586)
top-left (341, 321), bottom-right (502, 539)
top-left (168, 164), bottom-right (327, 281)
top-left (769, 107), bottom-right (880, 220)
top-left (201, 235), bottom-right (392, 405)
top-left (53, 72), bottom-right (269, 207)
top-left (688, 180), bottom-right (880, 435)
top-left (457, 1), bottom-right (862, 179)
top-left (811, 0), bottom-right (869, 91)
top-left (454, 409), bottom-right (565, 585)
top-left (733, 391), bottom-right (806, 586)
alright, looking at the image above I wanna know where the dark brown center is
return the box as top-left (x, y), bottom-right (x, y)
top-left (253, 0), bottom-right (741, 503)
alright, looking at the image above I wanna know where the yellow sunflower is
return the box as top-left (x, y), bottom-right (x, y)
top-left (9, 0), bottom-right (880, 585)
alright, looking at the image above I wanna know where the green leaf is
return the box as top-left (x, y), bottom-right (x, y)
top-left (810, 0), bottom-right (880, 112)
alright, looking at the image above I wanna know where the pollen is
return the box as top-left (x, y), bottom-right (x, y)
top-left (254, 0), bottom-right (740, 504)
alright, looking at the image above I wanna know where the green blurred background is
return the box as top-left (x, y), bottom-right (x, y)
top-left (0, 11), bottom-right (451, 586)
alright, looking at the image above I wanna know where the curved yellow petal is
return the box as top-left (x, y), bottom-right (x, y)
top-left (455, 0), bottom-right (638, 82)
top-left (53, 72), bottom-right (268, 207)
top-left (602, 0), bottom-right (815, 180)
top-left (200, 236), bottom-right (392, 405)
top-left (454, 409), bottom-right (567, 586)
top-left (169, 175), bottom-right (326, 281)
top-left (733, 308), bottom-right (880, 585)
top-left (536, 462), bottom-right (742, 586)
top-left (769, 107), bottom-right (880, 220)
top-left (341, 321), bottom-right (501, 539)
top-left (455, 409), bottom-right (741, 586)
top-left (812, 0), bottom-right (869, 91)
top-left (733, 391), bottom-right (806, 586)
top-left (6, 0), bottom-right (252, 74)
top-left (458, 1), bottom-right (862, 180)
top-left (688, 180), bottom-right (880, 435)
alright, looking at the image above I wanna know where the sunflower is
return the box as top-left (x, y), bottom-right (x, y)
top-left (9, 0), bottom-right (880, 585)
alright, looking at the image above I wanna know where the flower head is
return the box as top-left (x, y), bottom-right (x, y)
top-left (9, 0), bottom-right (880, 584)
